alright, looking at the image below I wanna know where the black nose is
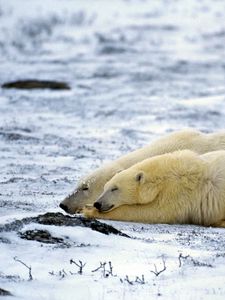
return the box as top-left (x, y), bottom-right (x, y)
top-left (94, 202), bottom-right (102, 210)
top-left (59, 203), bottom-right (69, 212)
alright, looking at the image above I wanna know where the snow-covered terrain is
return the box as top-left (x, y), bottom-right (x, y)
top-left (0, 0), bottom-right (225, 299)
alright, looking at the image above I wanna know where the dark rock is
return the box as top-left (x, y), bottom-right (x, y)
top-left (0, 131), bottom-right (39, 142)
top-left (0, 287), bottom-right (12, 296)
top-left (0, 212), bottom-right (129, 238)
top-left (0, 237), bottom-right (10, 244)
top-left (19, 228), bottom-right (92, 247)
top-left (19, 229), bottom-right (93, 247)
top-left (1, 80), bottom-right (70, 90)
top-left (0, 273), bottom-right (21, 282)
top-left (19, 229), bottom-right (66, 245)
top-left (37, 212), bottom-right (129, 237)
top-left (0, 219), bottom-right (25, 233)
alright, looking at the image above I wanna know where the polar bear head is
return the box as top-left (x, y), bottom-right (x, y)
top-left (93, 150), bottom-right (204, 212)
top-left (59, 162), bottom-right (123, 214)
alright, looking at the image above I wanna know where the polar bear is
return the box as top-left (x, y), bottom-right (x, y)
top-left (84, 150), bottom-right (225, 227)
top-left (60, 129), bottom-right (225, 215)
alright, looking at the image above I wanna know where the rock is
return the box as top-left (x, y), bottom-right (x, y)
top-left (0, 287), bottom-right (12, 296)
top-left (1, 80), bottom-right (70, 90)
top-left (0, 212), bottom-right (129, 238)
top-left (19, 229), bottom-right (67, 245)
top-left (0, 131), bottom-right (39, 142)
top-left (34, 212), bottom-right (129, 237)
top-left (19, 229), bottom-right (91, 247)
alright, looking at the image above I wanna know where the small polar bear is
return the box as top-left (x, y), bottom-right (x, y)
top-left (84, 150), bottom-right (225, 227)
top-left (60, 129), bottom-right (225, 214)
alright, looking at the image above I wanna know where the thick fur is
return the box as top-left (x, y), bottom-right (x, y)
top-left (84, 150), bottom-right (225, 227)
top-left (60, 129), bottom-right (225, 214)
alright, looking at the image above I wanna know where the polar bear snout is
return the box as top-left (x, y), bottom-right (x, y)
top-left (93, 185), bottom-right (122, 212)
top-left (94, 201), bottom-right (114, 212)
top-left (59, 203), bottom-right (69, 213)
top-left (94, 201), bottom-right (102, 210)
top-left (94, 200), bottom-right (114, 212)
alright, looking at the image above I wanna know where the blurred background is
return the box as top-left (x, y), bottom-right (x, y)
top-left (0, 0), bottom-right (225, 216)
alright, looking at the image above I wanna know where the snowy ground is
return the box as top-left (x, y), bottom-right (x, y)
top-left (1, 0), bottom-right (225, 299)
top-left (1, 220), bottom-right (225, 300)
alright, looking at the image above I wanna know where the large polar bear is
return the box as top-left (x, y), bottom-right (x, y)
top-left (84, 150), bottom-right (225, 227)
top-left (60, 129), bottom-right (225, 215)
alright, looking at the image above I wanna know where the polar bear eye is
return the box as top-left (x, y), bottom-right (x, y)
top-left (82, 185), bottom-right (89, 191)
top-left (111, 186), bottom-right (118, 192)
top-left (135, 172), bottom-right (144, 183)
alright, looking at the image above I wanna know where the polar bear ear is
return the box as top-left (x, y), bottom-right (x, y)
top-left (135, 171), bottom-right (145, 184)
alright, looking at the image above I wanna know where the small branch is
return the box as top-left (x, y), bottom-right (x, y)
top-left (108, 261), bottom-right (113, 276)
top-left (150, 258), bottom-right (166, 277)
top-left (91, 261), bottom-right (114, 278)
top-left (178, 253), bottom-right (190, 268)
top-left (92, 262), bottom-right (107, 277)
top-left (59, 269), bottom-right (67, 278)
top-left (190, 258), bottom-right (213, 268)
top-left (49, 271), bottom-right (55, 276)
top-left (125, 275), bottom-right (133, 285)
top-left (135, 275), bottom-right (145, 284)
top-left (70, 259), bottom-right (86, 275)
top-left (14, 256), bottom-right (33, 281)
top-left (49, 269), bottom-right (67, 279)
top-left (92, 262), bottom-right (106, 273)
top-left (178, 253), bottom-right (212, 268)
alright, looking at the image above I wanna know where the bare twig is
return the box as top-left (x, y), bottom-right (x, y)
top-left (59, 269), bottom-right (67, 278)
top-left (14, 256), bottom-right (33, 281)
top-left (125, 275), bottom-right (133, 285)
top-left (92, 262), bottom-right (106, 273)
top-left (70, 259), bottom-right (86, 275)
top-left (92, 262), bottom-right (107, 277)
top-left (49, 271), bottom-right (54, 276)
top-left (178, 253), bottom-right (190, 268)
top-left (91, 261), bottom-right (114, 278)
top-left (120, 275), bottom-right (145, 285)
top-left (150, 258), bottom-right (166, 277)
top-left (49, 269), bottom-right (68, 279)
top-left (135, 275), bottom-right (145, 284)
top-left (108, 261), bottom-right (113, 276)
top-left (178, 253), bottom-right (212, 268)
top-left (190, 258), bottom-right (213, 268)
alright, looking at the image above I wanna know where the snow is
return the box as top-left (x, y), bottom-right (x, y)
top-left (1, 222), bottom-right (225, 299)
top-left (1, 0), bottom-right (225, 299)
